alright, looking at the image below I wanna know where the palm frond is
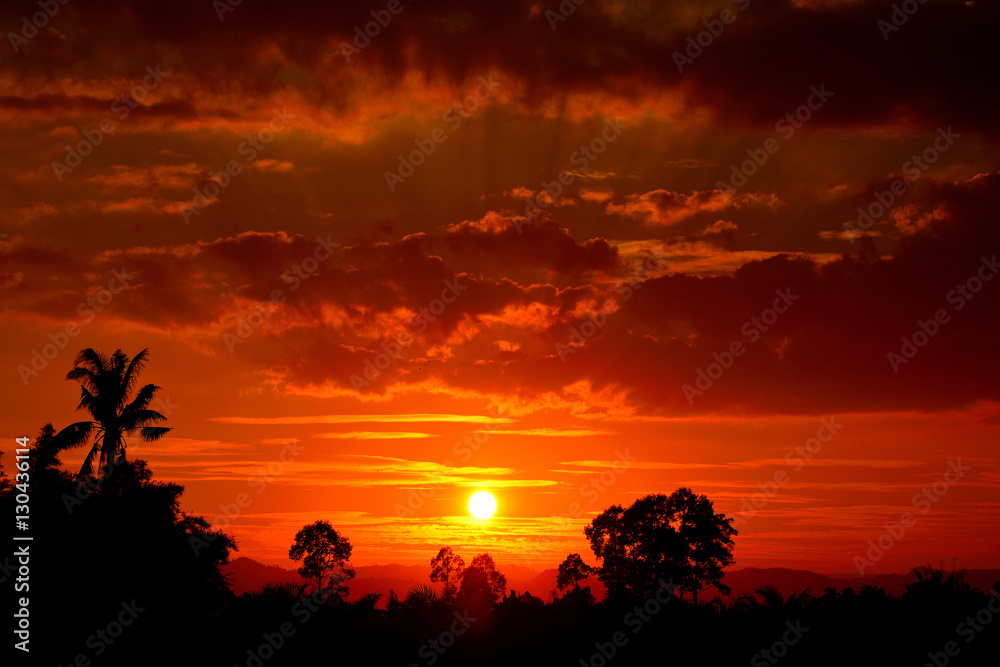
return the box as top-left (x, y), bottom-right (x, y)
top-left (66, 367), bottom-right (100, 394)
top-left (386, 589), bottom-right (401, 614)
top-left (406, 583), bottom-right (439, 603)
top-left (139, 426), bottom-right (171, 442)
top-left (65, 348), bottom-right (169, 476)
top-left (755, 584), bottom-right (785, 609)
top-left (73, 348), bottom-right (109, 375)
top-left (53, 421), bottom-right (96, 451)
top-left (123, 409), bottom-right (167, 433)
top-left (354, 592), bottom-right (383, 610)
top-left (110, 350), bottom-right (129, 408)
top-left (121, 349), bottom-right (149, 404)
top-left (120, 385), bottom-right (161, 422)
top-left (79, 441), bottom-right (102, 476)
top-left (77, 386), bottom-right (101, 417)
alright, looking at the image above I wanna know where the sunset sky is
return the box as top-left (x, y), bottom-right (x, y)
top-left (1, 0), bottom-right (998, 576)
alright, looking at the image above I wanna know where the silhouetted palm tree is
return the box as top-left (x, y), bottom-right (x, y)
top-left (244, 582), bottom-right (308, 605)
top-left (404, 584), bottom-right (439, 611)
top-left (353, 592), bottom-right (383, 612)
top-left (386, 589), bottom-right (402, 616)
top-left (55, 348), bottom-right (171, 478)
top-left (754, 584), bottom-right (785, 609)
top-left (731, 592), bottom-right (759, 612)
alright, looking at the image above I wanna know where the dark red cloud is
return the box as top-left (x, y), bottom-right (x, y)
top-left (445, 214), bottom-right (621, 277)
top-left (4, 171), bottom-right (998, 413)
top-left (3, 0), bottom-right (997, 135)
top-left (266, 172), bottom-right (1000, 413)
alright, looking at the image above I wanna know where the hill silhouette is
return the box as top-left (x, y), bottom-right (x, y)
top-left (224, 557), bottom-right (1000, 601)
top-left (223, 557), bottom-right (606, 601)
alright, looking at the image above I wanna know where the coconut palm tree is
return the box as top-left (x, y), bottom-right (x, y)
top-left (54, 348), bottom-right (171, 479)
top-left (404, 584), bottom-right (439, 611)
top-left (754, 584), bottom-right (786, 610)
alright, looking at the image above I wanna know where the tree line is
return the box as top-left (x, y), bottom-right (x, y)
top-left (2, 348), bottom-right (997, 666)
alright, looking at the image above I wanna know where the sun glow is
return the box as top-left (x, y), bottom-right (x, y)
top-left (468, 491), bottom-right (497, 519)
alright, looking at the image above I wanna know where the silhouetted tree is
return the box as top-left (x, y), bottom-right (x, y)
top-left (243, 581), bottom-right (308, 606)
top-left (0, 450), bottom-right (12, 499)
top-left (55, 348), bottom-right (171, 479)
top-left (755, 584), bottom-right (785, 609)
top-left (556, 553), bottom-right (594, 594)
top-left (457, 553), bottom-right (507, 611)
top-left (404, 584), bottom-right (440, 611)
top-left (354, 592), bottom-right (384, 612)
top-left (288, 520), bottom-right (355, 596)
top-left (430, 546), bottom-right (465, 602)
top-left (903, 566), bottom-right (980, 612)
top-left (1, 353), bottom-right (232, 664)
top-left (585, 488), bottom-right (737, 604)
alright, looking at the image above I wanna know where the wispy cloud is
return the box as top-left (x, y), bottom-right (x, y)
top-left (137, 437), bottom-right (253, 455)
top-left (560, 458), bottom-right (923, 470)
top-left (316, 432), bottom-right (436, 439)
top-left (212, 413), bottom-right (516, 425)
top-left (480, 428), bottom-right (614, 437)
top-left (145, 454), bottom-right (560, 490)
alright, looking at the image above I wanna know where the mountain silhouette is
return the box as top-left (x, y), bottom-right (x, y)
top-left (223, 557), bottom-right (1000, 602)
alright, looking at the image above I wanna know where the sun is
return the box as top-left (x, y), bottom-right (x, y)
top-left (468, 491), bottom-right (497, 519)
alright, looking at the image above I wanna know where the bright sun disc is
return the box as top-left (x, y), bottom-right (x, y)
top-left (468, 491), bottom-right (497, 519)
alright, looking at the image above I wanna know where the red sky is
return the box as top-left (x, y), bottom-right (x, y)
top-left (1, 0), bottom-right (998, 575)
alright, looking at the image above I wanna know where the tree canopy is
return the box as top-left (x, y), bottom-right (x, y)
top-left (54, 348), bottom-right (171, 479)
top-left (288, 520), bottom-right (356, 596)
top-left (430, 546), bottom-right (466, 602)
top-left (457, 552), bottom-right (507, 612)
top-left (556, 553), bottom-right (595, 593)
top-left (585, 488), bottom-right (737, 603)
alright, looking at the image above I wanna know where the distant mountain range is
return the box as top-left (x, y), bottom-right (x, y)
top-left (720, 567), bottom-right (1000, 598)
top-left (221, 558), bottom-right (600, 601)
top-left (221, 558), bottom-right (1000, 602)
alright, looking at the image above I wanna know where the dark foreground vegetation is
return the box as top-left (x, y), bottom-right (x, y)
top-left (2, 349), bottom-right (998, 666)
